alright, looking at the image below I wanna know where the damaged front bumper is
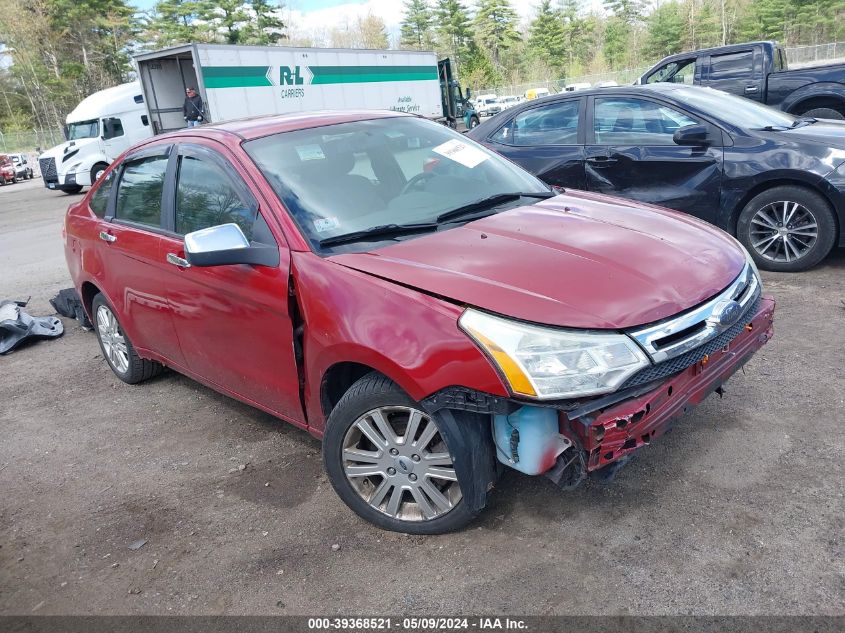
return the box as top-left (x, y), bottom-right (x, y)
top-left (425, 296), bottom-right (775, 487)
top-left (569, 296), bottom-right (775, 474)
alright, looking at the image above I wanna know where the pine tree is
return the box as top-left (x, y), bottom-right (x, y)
top-left (248, 0), bottom-right (286, 45)
top-left (527, 0), bottom-right (566, 74)
top-left (473, 0), bottom-right (520, 68)
top-left (434, 0), bottom-right (473, 73)
top-left (645, 1), bottom-right (684, 59)
top-left (400, 0), bottom-right (434, 50)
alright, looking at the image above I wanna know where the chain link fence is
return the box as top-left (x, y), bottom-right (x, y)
top-left (478, 41), bottom-right (845, 98)
top-left (0, 127), bottom-right (64, 155)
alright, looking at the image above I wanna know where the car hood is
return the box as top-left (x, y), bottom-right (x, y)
top-left (779, 119), bottom-right (845, 150)
top-left (329, 191), bottom-right (746, 329)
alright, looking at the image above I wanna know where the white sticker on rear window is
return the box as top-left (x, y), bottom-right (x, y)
top-left (313, 216), bottom-right (340, 232)
top-left (296, 144), bottom-right (325, 161)
top-left (431, 139), bottom-right (489, 168)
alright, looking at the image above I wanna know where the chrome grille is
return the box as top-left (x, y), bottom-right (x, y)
top-left (619, 296), bottom-right (761, 390)
top-left (628, 263), bottom-right (760, 364)
top-left (39, 157), bottom-right (57, 181)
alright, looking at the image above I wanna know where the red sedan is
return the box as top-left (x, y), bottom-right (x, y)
top-left (63, 111), bottom-right (774, 533)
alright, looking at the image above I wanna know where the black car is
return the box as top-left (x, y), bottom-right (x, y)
top-left (467, 83), bottom-right (845, 272)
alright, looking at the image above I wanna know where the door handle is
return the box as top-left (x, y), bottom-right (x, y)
top-left (166, 253), bottom-right (191, 268)
top-left (586, 156), bottom-right (617, 166)
top-left (99, 231), bottom-right (117, 243)
top-left (744, 85), bottom-right (759, 93)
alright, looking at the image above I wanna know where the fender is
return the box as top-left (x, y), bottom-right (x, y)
top-left (716, 167), bottom-right (831, 234)
top-left (781, 82), bottom-right (845, 115)
top-left (61, 151), bottom-right (112, 187)
top-left (290, 251), bottom-right (508, 434)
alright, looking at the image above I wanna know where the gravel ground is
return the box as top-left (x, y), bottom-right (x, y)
top-left (1, 179), bottom-right (843, 616)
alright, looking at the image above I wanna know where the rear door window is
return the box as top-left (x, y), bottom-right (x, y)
top-left (114, 155), bottom-right (169, 228)
top-left (495, 100), bottom-right (580, 146)
top-left (709, 50), bottom-right (754, 79)
top-left (89, 170), bottom-right (115, 218)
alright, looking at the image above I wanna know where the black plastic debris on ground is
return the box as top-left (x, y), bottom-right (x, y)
top-left (50, 288), bottom-right (92, 329)
top-left (0, 299), bottom-right (64, 355)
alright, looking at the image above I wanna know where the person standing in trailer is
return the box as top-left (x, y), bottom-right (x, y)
top-left (183, 87), bottom-right (204, 127)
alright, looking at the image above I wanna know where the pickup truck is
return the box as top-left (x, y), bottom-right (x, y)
top-left (639, 40), bottom-right (845, 119)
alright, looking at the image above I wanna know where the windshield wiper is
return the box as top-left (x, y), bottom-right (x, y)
top-left (318, 222), bottom-right (439, 248)
top-left (436, 191), bottom-right (556, 224)
top-left (791, 116), bottom-right (817, 128)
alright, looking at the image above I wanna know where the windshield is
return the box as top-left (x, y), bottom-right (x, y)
top-left (244, 117), bottom-right (548, 251)
top-left (672, 86), bottom-right (796, 129)
top-left (67, 119), bottom-right (99, 140)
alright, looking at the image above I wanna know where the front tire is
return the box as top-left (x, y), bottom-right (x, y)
top-left (323, 373), bottom-right (477, 534)
top-left (92, 293), bottom-right (163, 384)
top-left (468, 116), bottom-right (479, 129)
top-left (737, 185), bottom-right (836, 272)
top-left (91, 162), bottom-right (109, 183)
top-left (62, 185), bottom-right (83, 195)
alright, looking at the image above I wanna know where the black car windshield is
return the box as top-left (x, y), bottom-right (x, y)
top-left (67, 119), bottom-right (99, 140)
top-left (671, 87), bottom-right (797, 129)
top-left (243, 116), bottom-right (549, 250)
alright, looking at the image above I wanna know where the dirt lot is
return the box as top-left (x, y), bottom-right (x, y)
top-left (1, 179), bottom-right (843, 616)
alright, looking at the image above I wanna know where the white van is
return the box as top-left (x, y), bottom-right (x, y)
top-left (474, 93), bottom-right (501, 116)
top-left (37, 82), bottom-right (153, 194)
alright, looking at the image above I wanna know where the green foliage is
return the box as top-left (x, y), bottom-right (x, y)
top-left (473, 0), bottom-right (520, 67)
top-left (400, 0), bottom-right (434, 50)
top-left (527, 1), bottom-right (566, 74)
top-left (433, 0), bottom-right (473, 72)
top-left (645, 1), bottom-right (685, 59)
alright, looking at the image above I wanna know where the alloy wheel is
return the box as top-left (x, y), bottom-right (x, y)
top-left (749, 200), bottom-right (818, 263)
top-left (341, 406), bottom-right (461, 522)
top-left (96, 305), bottom-right (129, 374)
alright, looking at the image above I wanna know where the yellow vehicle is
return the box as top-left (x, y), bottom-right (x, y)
top-left (524, 87), bottom-right (551, 100)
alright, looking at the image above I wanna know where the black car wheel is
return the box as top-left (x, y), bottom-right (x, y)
top-left (323, 372), bottom-right (478, 534)
top-left (62, 185), bottom-right (83, 195)
top-left (91, 162), bottom-right (109, 183)
top-left (737, 186), bottom-right (836, 272)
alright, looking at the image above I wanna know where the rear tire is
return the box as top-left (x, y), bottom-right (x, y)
top-left (323, 373), bottom-right (478, 534)
top-left (62, 185), bottom-right (83, 195)
top-left (92, 293), bottom-right (163, 384)
top-left (799, 107), bottom-right (844, 120)
top-left (737, 185), bottom-right (836, 272)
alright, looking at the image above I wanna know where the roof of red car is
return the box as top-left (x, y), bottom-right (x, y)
top-left (162, 109), bottom-right (412, 143)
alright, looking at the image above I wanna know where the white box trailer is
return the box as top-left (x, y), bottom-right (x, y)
top-left (134, 44), bottom-right (478, 134)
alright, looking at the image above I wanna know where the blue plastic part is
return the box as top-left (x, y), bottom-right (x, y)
top-left (492, 406), bottom-right (571, 476)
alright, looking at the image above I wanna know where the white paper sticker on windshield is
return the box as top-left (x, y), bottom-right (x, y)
top-left (432, 139), bottom-right (489, 168)
top-left (296, 144), bottom-right (325, 161)
top-left (313, 216), bottom-right (340, 232)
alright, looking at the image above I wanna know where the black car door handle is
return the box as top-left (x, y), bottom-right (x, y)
top-left (586, 156), bottom-right (617, 166)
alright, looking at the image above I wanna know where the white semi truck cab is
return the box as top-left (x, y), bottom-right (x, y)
top-left (37, 82), bottom-right (153, 194)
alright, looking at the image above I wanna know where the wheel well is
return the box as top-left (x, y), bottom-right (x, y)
top-left (80, 281), bottom-right (101, 319)
top-left (320, 362), bottom-right (383, 417)
top-left (787, 96), bottom-right (845, 116)
top-left (728, 180), bottom-right (839, 238)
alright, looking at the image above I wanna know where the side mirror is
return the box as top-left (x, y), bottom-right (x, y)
top-left (465, 87), bottom-right (471, 99)
top-left (673, 124), bottom-right (711, 146)
top-left (184, 223), bottom-right (279, 267)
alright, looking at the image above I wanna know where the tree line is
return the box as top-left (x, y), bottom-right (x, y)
top-left (1, 0), bottom-right (843, 139)
top-left (402, 0), bottom-right (845, 89)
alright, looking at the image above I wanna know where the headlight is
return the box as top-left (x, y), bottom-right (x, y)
top-left (459, 309), bottom-right (650, 400)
